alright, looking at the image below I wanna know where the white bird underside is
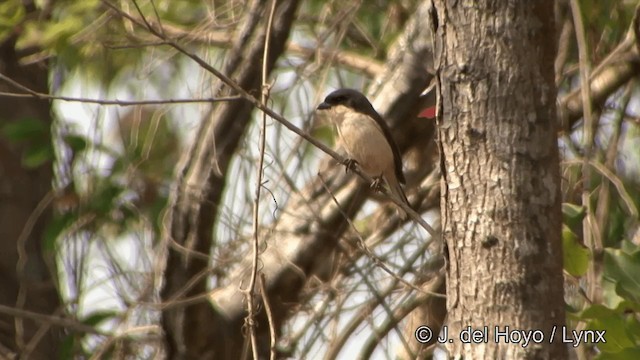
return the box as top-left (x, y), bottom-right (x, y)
top-left (333, 106), bottom-right (394, 179)
top-left (317, 91), bottom-right (410, 218)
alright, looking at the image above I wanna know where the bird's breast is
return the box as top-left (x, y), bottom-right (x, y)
top-left (336, 112), bottom-right (394, 177)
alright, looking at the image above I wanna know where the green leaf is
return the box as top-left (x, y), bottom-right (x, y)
top-left (41, 17), bottom-right (83, 48)
top-left (602, 277), bottom-right (626, 310)
top-left (1, 118), bottom-right (47, 142)
top-left (619, 240), bottom-right (639, 254)
top-left (604, 248), bottom-right (640, 304)
top-left (44, 213), bottom-right (76, 251)
top-left (0, 1), bottom-right (25, 32)
top-left (22, 143), bottom-right (54, 168)
top-left (91, 182), bottom-right (124, 215)
top-left (1, 119), bottom-right (54, 168)
top-left (149, 194), bottom-right (169, 238)
top-left (57, 334), bottom-right (76, 360)
top-left (64, 134), bottom-right (88, 153)
top-left (605, 204), bottom-right (625, 246)
top-left (562, 202), bottom-right (586, 228)
top-left (579, 305), bottom-right (637, 353)
top-left (82, 311), bottom-right (117, 327)
top-left (580, 304), bottom-right (616, 318)
top-left (595, 348), bottom-right (640, 360)
top-left (563, 225), bottom-right (590, 276)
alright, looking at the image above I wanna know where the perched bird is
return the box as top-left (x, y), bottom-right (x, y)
top-left (316, 88), bottom-right (410, 216)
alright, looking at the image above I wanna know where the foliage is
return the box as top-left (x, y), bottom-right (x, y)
top-left (1, 117), bottom-right (54, 168)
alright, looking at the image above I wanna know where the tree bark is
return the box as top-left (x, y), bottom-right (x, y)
top-left (431, 1), bottom-right (567, 358)
top-left (0, 31), bottom-right (61, 360)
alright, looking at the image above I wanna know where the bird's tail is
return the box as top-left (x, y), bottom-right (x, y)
top-left (386, 173), bottom-right (411, 219)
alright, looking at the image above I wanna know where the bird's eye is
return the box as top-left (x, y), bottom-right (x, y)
top-left (334, 95), bottom-right (346, 102)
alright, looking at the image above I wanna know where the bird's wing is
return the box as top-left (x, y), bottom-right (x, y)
top-left (362, 107), bottom-right (406, 184)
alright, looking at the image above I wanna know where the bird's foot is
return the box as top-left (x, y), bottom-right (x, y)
top-left (343, 158), bottom-right (359, 173)
top-left (370, 176), bottom-right (384, 192)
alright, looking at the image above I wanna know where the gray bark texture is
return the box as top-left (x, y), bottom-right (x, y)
top-left (431, 1), bottom-right (567, 358)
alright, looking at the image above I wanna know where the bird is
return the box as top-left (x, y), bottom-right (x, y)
top-left (316, 88), bottom-right (410, 217)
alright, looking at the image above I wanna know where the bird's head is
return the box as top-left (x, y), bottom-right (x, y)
top-left (316, 88), bottom-right (375, 118)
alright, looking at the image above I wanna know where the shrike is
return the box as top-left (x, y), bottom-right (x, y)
top-left (316, 88), bottom-right (410, 216)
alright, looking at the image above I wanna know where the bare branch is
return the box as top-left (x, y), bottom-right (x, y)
top-left (0, 304), bottom-right (104, 335)
top-left (559, 4), bottom-right (640, 126)
top-left (0, 72), bottom-right (241, 105)
top-left (209, 0), bottom-right (437, 345)
top-left (245, 1), bottom-right (279, 358)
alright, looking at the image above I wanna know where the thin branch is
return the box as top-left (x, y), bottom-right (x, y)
top-left (560, 4), bottom-right (640, 126)
top-left (321, 243), bottom-right (414, 360)
top-left (0, 73), bottom-right (241, 105)
top-left (262, 4), bottom-right (279, 360)
top-left (101, 0), bottom-right (341, 165)
top-left (102, 0), bottom-right (436, 236)
top-left (15, 190), bottom-right (55, 354)
top-left (595, 83), bottom-right (633, 249)
top-left (317, 173), bottom-right (440, 295)
top-left (89, 325), bottom-right (162, 360)
top-left (555, 18), bottom-right (573, 85)
top-left (245, 0), bottom-right (278, 358)
top-left (323, 240), bottom-right (441, 360)
top-left (564, 159), bottom-right (638, 220)
top-left (259, 273), bottom-right (278, 360)
top-left (131, 10), bottom-right (384, 76)
top-left (571, 0), bottom-right (602, 307)
top-left (358, 275), bottom-right (444, 359)
top-left (0, 304), bottom-right (105, 335)
top-left (288, 42), bottom-right (383, 76)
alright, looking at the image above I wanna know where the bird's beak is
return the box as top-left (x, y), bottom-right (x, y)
top-left (317, 102), bottom-right (331, 110)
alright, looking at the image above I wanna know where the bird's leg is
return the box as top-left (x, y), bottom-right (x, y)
top-left (342, 158), bottom-right (359, 173)
top-left (370, 175), bottom-right (384, 192)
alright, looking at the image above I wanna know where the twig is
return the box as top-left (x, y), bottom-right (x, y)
top-left (564, 159), bottom-right (638, 220)
top-left (263, 4), bottom-right (279, 360)
top-left (259, 273), bottom-right (277, 360)
top-left (245, 1), bottom-right (278, 359)
top-left (595, 83), bottom-right (633, 247)
top-left (323, 243), bottom-right (415, 360)
top-left (111, 3), bottom-right (383, 76)
top-left (101, 0), bottom-right (343, 171)
top-left (101, 0), bottom-right (436, 236)
top-left (358, 276), bottom-right (444, 359)
top-left (324, 240), bottom-right (443, 360)
top-left (560, 5), bottom-right (640, 126)
top-left (89, 325), bottom-right (162, 360)
top-left (15, 190), bottom-right (55, 354)
top-left (0, 304), bottom-right (104, 335)
top-left (0, 73), bottom-right (241, 105)
top-left (570, 0), bottom-right (601, 304)
top-left (317, 173), bottom-right (441, 296)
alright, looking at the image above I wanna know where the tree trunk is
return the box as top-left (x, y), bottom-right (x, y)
top-left (159, 1), bottom-right (300, 359)
top-left (431, 1), bottom-right (567, 358)
top-left (0, 34), bottom-right (61, 359)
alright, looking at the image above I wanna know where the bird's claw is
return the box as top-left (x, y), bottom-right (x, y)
top-left (343, 158), bottom-right (358, 173)
top-left (370, 176), bottom-right (384, 192)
